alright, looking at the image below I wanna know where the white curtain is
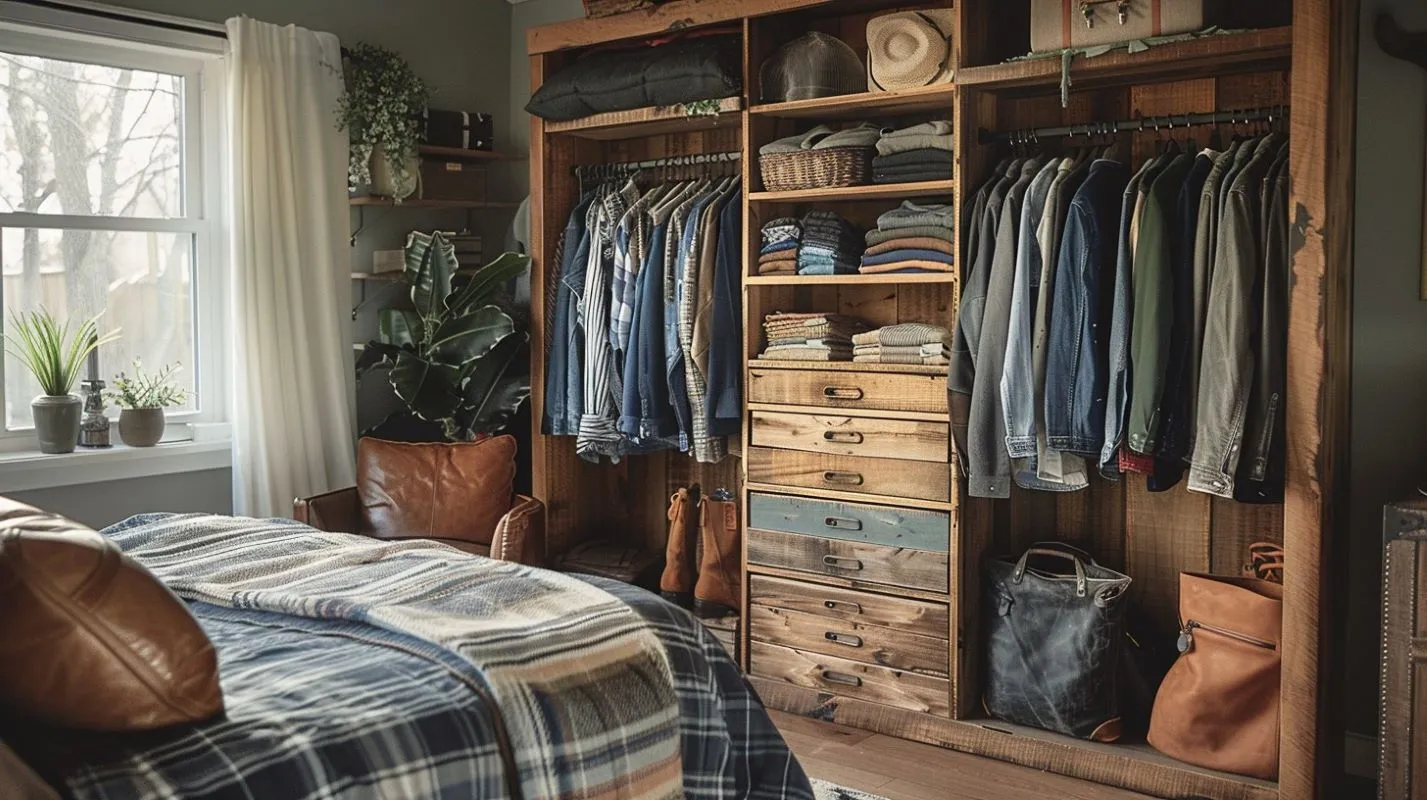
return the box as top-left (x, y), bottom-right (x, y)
top-left (226, 17), bottom-right (355, 517)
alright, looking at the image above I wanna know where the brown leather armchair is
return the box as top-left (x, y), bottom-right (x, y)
top-left (294, 488), bottom-right (547, 566)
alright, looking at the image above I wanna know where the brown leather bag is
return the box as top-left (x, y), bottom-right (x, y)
top-left (1147, 572), bottom-right (1283, 780)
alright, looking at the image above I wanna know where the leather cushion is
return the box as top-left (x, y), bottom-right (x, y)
top-left (358, 436), bottom-right (516, 546)
top-left (0, 498), bottom-right (223, 731)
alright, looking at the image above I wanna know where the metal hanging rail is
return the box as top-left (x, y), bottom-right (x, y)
top-left (573, 150), bottom-right (742, 183)
top-left (978, 105), bottom-right (1289, 145)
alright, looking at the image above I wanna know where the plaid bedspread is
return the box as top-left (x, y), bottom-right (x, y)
top-left (19, 514), bottom-right (811, 800)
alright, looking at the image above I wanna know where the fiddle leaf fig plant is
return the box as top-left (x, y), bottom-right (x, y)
top-left (357, 231), bottom-right (531, 440)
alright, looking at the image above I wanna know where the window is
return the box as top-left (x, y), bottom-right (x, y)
top-left (0, 9), bottom-right (226, 450)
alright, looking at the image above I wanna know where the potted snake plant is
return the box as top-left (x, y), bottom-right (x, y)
top-left (108, 361), bottom-right (186, 447)
top-left (3, 310), bottom-right (118, 454)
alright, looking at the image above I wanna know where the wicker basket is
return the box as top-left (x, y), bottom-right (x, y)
top-left (759, 146), bottom-right (874, 192)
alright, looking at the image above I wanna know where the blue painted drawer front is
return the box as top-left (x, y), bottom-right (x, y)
top-left (749, 493), bottom-right (948, 553)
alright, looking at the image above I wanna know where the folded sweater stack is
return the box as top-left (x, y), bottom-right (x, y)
top-left (851, 323), bottom-right (952, 366)
top-left (799, 210), bottom-right (863, 275)
top-left (873, 121), bottom-right (953, 184)
top-left (859, 202), bottom-right (955, 274)
top-left (760, 312), bottom-right (870, 362)
top-left (759, 123), bottom-right (882, 155)
top-left (758, 217), bottom-right (801, 275)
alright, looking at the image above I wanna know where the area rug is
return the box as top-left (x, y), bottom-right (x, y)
top-left (810, 777), bottom-right (891, 800)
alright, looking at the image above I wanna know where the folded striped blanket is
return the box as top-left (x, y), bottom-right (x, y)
top-left (93, 515), bottom-right (689, 800)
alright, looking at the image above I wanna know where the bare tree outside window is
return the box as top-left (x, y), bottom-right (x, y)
top-left (0, 51), bottom-right (197, 430)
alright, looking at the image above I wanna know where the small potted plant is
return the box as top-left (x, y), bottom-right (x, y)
top-left (337, 43), bottom-right (430, 201)
top-left (109, 361), bottom-right (186, 447)
top-left (3, 309), bottom-right (117, 454)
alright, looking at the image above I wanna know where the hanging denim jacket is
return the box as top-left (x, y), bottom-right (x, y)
top-left (543, 193), bottom-right (595, 436)
top-left (1044, 159), bottom-right (1130, 456)
top-left (706, 187), bottom-right (743, 438)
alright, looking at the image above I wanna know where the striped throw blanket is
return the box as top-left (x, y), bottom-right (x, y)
top-left (103, 514), bottom-right (684, 800)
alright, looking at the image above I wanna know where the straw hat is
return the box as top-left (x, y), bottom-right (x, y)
top-left (866, 9), bottom-right (955, 93)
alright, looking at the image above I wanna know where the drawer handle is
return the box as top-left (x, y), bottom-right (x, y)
top-left (822, 431), bottom-right (865, 444)
top-left (823, 386), bottom-right (865, 400)
top-left (821, 670), bottom-right (863, 687)
top-left (822, 555), bottom-right (863, 571)
top-left (824, 631), bottom-right (864, 648)
top-left (824, 598), bottom-right (863, 613)
top-left (823, 471), bottom-right (865, 486)
top-left (823, 515), bottom-right (863, 531)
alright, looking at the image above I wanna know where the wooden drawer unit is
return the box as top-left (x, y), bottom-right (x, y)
top-left (749, 603), bottom-right (948, 676)
top-left (748, 447), bottom-right (950, 502)
top-left (751, 411), bottom-right (949, 463)
top-left (748, 367), bottom-right (948, 415)
top-left (749, 492), bottom-right (948, 553)
top-left (1382, 497), bottom-right (1427, 800)
top-left (749, 575), bottom-right (949, 638)
top-left (750, 641), bottom-right (950, 716)
top-left (747, 528), bottom-right (949, 594)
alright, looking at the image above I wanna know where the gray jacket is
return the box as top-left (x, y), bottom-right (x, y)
top-left (968, 158), bottom-right (1043, 498)
top-left (1188, 134), bottom-right (1284, 498)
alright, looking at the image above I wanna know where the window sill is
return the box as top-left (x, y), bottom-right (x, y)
top-left (0, 439), bottom-right (231, 494)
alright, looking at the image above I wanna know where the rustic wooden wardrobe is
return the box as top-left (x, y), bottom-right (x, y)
top-left (524, 1), bottom-right (1356, 798)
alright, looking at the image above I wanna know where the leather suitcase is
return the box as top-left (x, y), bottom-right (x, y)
top-left (1029, 0), bottom-right (1207, 53)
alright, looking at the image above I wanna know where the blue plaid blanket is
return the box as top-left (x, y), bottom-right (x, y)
top-left (10, 514), bottom-right (811, 800)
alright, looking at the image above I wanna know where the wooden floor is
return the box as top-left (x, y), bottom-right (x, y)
top-left (771, 711), bottom-right (1156, 800)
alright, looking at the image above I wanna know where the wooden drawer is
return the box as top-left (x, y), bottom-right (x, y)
top-left (749, 493), bottom-right (947, 553)
top-left (751, 411), bottom-right (948, 463)
top-left (748, 528), bottom-right (949, 594)
top-left (747, 447), bottom-right (950, 502)
top-left (749, 603), bottom-right (948, 676)
top-left (749, 575), bottom-right (949, 639)
top-left (750, 640), bottom-right (950, 716)
top-left (748, 368), bottom-right (948, 415)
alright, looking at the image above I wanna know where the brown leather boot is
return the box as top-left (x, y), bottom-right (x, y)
top-left (660, 486), bottom-right (699, 608)
top-left (694, 495), bottom-right (741, 619)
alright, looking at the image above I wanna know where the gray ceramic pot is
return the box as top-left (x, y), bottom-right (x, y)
top-left (119, 408), bottom-right (166, 447)
top-left (32, 394), bottom-right (82, 454)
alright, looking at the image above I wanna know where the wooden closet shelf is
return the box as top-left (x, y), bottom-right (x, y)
top-left (746, 272), bottom-right (954, 286)
top-left (747, 360), bottom-right (948, 377)
top-left (418, 145), bottom-right (524, 161)
top-left (748, 179), bottom-right (955, 204)
top-left (750, 83), bottom-right (956, 120)
top-left (544, 98), bottom-right (743, 140)
top-left (348, 197), bottom-right (520, 209)
top-left (957, 26), bottom-right (1293, 91)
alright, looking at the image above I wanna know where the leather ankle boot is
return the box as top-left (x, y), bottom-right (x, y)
top-left (660, 487), bottom-right (699, 608)
top-left (694, 496), bottom-right (740, 619)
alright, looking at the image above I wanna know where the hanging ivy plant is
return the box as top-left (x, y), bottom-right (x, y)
top-left (336, 43), bottom-right (431, 192)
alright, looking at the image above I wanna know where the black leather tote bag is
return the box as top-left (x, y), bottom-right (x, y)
top-left (983, 543), bottom-right (1132, 741)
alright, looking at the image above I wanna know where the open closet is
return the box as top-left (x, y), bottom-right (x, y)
top-left (524, 0), bottom-right (1355, 797)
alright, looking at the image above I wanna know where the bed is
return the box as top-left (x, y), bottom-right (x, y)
top-left (6, 513), bottom-right (813, 800)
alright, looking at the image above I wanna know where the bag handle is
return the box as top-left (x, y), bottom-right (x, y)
top-left (1013, 547), bottom-right (1088, 597)
top-left (1027, 540), bottom-right (1099, 565)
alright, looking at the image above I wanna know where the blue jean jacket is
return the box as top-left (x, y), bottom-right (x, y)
top-left (1045, 159), bottom-right (1130, 456)
top-left (620, 224), bottom-right (678, 440)
top-left (543, 194), bottom-right (593, 436)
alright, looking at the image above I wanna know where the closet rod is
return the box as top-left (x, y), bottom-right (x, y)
top-left (978, 105), bottom-right (1289, 145)
top-left (573, 150), bottom-right (742, 181)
